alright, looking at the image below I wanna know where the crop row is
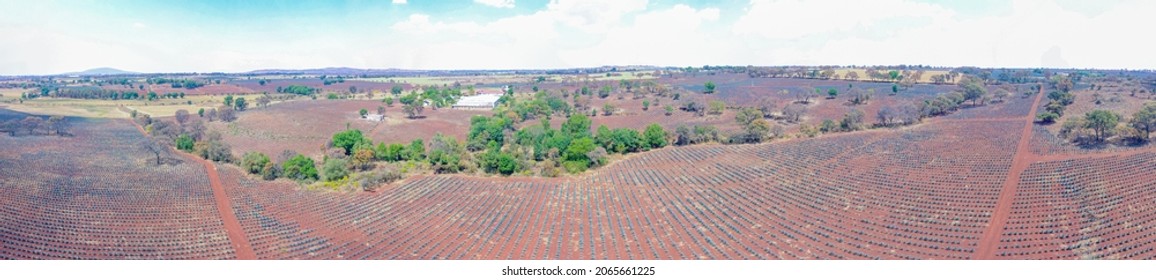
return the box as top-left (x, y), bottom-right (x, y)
top-left (0, 119), bottom-right (234, 259)
top-left (996, 152), bottom-right (1156, 259)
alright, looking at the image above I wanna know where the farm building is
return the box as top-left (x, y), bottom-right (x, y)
top-left (364, 114), bottom-right (384, 122)
top-left (452, 94), bottom-right (501, 109)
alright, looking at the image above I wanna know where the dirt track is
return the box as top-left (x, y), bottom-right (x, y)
top-left (129, 119), bottom-right (255, 260)
top-left (973, 84), bottom-right (1044, 259)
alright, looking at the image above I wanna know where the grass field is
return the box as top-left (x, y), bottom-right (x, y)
top-left (834, 68), bottom-right (953, 84)
top-left (2, 92), bottom-right (277, 118)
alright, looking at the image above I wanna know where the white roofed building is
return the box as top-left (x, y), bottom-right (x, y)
top-left (452, 93), bottom-right (502, 109)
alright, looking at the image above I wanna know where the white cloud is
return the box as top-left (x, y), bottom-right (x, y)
top-left (474, 0), bottom-right (515, 9)
top-left (547, 0), bottom-right (648, 33)
top-left (392, 0), bottom-right (407, 4)
top-left (560, 4), bottom-right (729, 67)
top-left (731, 0), bottom-right (1156, 69)
top-left (732, 0), bottom-right (953, 40)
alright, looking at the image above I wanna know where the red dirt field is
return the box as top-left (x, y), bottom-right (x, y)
top-left (0, 116), bottom-right (236, 259)
top-left (211, 100), bottom-right (480, 159)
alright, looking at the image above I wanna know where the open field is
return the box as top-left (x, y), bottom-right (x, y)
top-left (2, 93), bottom-right (281, 118)
top-left (833, 68), bottom-right (953, 84)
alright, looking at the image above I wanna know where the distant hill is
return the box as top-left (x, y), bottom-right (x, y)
top-left (61, 67), bottom-right (138, 76)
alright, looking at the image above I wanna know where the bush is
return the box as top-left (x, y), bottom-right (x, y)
top-left (356, 168), bottom-right (403, 191)
top-left (175, 134), bottom-right (195, 152)
top-left (1036, 112), bottom-right (1059, 124)
top-left (282, 155), bottom-right (318, 182)
top-left (320, 157), bottom-right (350, 182)
top-left (240, 152), bottom-right (271, 175)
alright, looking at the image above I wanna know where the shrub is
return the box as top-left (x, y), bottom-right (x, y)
top-left (240, 152), bottom-right (270, 175)
top-left (320, 157), bottom-right (350, 182)
top-left (282, 155), bottom-right (318, 182)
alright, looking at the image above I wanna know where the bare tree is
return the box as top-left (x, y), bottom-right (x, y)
top-left (140, 136), bottom-right (169, 165)
top-left (782, 103), bottom-right (807, 123)
top-left (21, 116), bottom-right (42, 135)
top-left (174, 109), bottom-right (190, 125)
top-left (218, 106), bottom-right (237, 122)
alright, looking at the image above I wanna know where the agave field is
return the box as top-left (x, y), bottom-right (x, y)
top-left (4, 74), bottom-right (1156, 260)
top-left (0, 116), bottom-right (235, 259)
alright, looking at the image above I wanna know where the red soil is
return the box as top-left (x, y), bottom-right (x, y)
top-left (973, 84), bottom-right (1045, 259)
top-left (132, 118), bottom-right (255, 260)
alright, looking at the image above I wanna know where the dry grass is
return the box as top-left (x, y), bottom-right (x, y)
top-left (833, 68), bottom-right (953, 84)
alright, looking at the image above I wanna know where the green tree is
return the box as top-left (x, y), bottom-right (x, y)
top-left (827, 88), bottom-right (838, 99)
top-left (704, 81), bottom-right (716, 94)
top-left (391, 85), bottom-right (404, 95)
top-left (320, 157), bottom-right (350, 182)
top-left (175, 134), bottom-right (195, 152)
top-left (359, 108), bottom-right (369, 117)
top-left (407, 139), bottom-right (426, 160)
top-left (1036, 112), bottom-right (1060, 124)
top-left (224, 95), bottom-right (234, 107)
top-left (234, 97), bottom-right (247, 111)
top-left (282, 155), bottom-right (318, 182)
top-left (332, 129), bottom-right (370, 155)
top-left (563, 137), bottom-right (596, 173)
top-left (664, 105), bottom-right (674, 116)
top-left (560, 114), bottom-right (592, 138)
top-left (241, 152), bottom-right (271, 175)
top-left (1130, 103), bottom-right (1156, 140)
top-left (384, 96), bottom-right (394, 106)
top-left (197, 108), bottom-right (205, 117)
top-left (642, 100), bottom-right (650, 111)
top-left (1084, 109), bottom-right (1119, 141)
top-left (820, 119), bottom-right (839, 133)
top-left (960, 81), bottom-right (988, 105)
top-left (708, 100), bottom-right (725, 115)
top-left (643, 123), bottom-right (668, 149)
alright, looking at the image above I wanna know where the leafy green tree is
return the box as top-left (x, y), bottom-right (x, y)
top-left (224, 95), bottom-right (234, 107)
top-left (175, 134), bottom-right (195, 152)
top-left (375, 143), bottom-right (407, 162)
top-left (704, 81), bottom-right (716, 94)
top-left (642, 100), bottom-right (650, 111)
top-left (197, 108), bottom-right (205, 117)
top-left (643, 123), bottom-right (668, 149)
top-left (427, 133), bottom-right (465, 174)
top-left (241, 152), bottom-right (271, 175)
top-left (960, 81), bottom-right (988, 105)
top-left (282, 155), bottom-right (318, 182)
top-left (332, 129), bottom-right (370, 155)
top-left (384, 96), bottom-right (394, 106)
top-left (391, 85), bottom-right (404, 95)
top-left (359, 108), bottom-right (369, 117)
top-left (1036, 112), bottom-right (1060, 124)
top-left (1130, 103), bottom-right (1156, 140)
top-left (320, 157), bottom-right (349, 182)
top-left (827, 88), bottom-right (838, 99)
top-left (1084, 109), bottom-right (1119, 141)
top-left (561, 114), bottom-right (592, 138)
top-left (664, 105), bottom-right (674, 116)
top-left (563, 137), bottom-right (596, 173)
top-left (406, 139), bottom-right (426, 160)
top-left (234, 97), bottom-right (247, 111)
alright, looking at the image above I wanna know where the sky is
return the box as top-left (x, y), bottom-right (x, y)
top-left (0, 0), bottom-right (1151, 75)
